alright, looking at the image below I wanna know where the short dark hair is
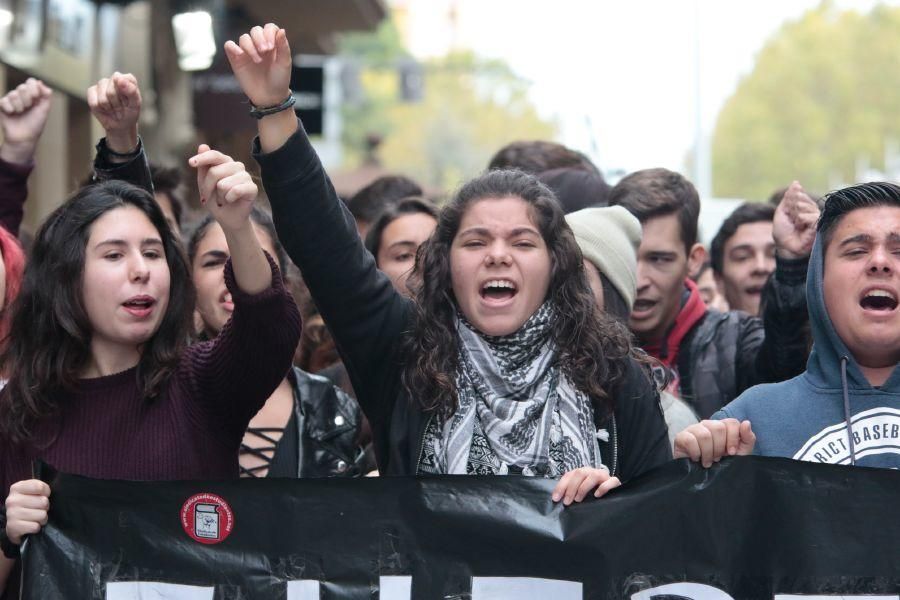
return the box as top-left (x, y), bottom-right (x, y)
top-left (364, 197), bottom-right (439, 261)
top-left (608, 168), bottom-right (700, 255)
top-left (537, 167), bottom-right (611, 213)
top-left (488, 141), bottom-right (599, 175)
top-left (710, 203), bottom-right (775, 275)
top-left (348, 175), bottom-right (423, 225)
top-left (818, 181), bottom-right (900, 247)
top-left (149, 163), bottom-right (186, 228)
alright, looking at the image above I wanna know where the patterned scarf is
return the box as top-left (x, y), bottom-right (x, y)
top-left (430, 302), bottom-right (604, 476)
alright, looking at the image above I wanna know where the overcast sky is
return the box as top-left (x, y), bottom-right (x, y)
top-left (398, 0), bottom-right (895, 181)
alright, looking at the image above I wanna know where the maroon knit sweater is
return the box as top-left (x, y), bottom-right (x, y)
top-left (0, 256), bottom-right (301, 495)
top-left (0, 156), bottom-right (32, 238)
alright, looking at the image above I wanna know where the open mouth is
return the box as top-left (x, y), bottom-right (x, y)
top-left (745, 285), bottom-right (764, 296)
top-left (122, 296), bottom-right (156, 316)
top-left (632, 299), bottom-right (657, 313)
top-left (480, 279), bottom-right (517, 302)
top-left (859, 289), bottom-right (899, 312)
top-left (220, 292), bottom-right (234, 312)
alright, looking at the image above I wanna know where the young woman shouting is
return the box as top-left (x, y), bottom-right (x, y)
top-left (226, 24), bottom-right (670, 504)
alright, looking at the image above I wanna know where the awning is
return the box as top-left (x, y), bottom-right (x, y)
top-left (226, 0), bottom-right (386, 54)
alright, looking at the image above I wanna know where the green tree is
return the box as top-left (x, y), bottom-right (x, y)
top-left (711, 2), bottom-right (900, 200)
top-left (338, 19), bottom-right (555, 191)
top-left (380, 52), bottom-right (556, 191)
top-left (338, 19), bottom-right (409, 166)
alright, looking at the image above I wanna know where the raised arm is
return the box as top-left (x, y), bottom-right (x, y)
top-left (182, 147), bottom-right (300, 440)
top-left (223, 24), bottom-right (298, 154)
top-left (747, 181), bottom-right (818, 389)
top-left (189, 145), bottom-right (271, 294)
top-left (224, 24), bottom-right (411, 424)
top-left (0, 78), bottom-right (52, 236)
top-left (87, 72), bottom-right (153, 193)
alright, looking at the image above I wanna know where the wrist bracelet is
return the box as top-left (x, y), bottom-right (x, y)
top-left (0, 528), bottom-right (20, 559)
top-left (100, 137), bottom-right (142, 159)
top-left (249, 94), bottom-right (296, 120)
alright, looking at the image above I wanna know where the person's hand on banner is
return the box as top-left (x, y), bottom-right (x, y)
top-left (673, 418), bottom-right (756, 468)
top-left (87, 72), bottom-right (142, 160)
top-left (4, 479), bottom-right (51, 544)
top-left (774, 181), bottom-right (820, 260)
top-left (551, 467), bottom-right (621, 506)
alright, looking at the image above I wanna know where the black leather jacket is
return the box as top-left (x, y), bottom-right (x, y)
top-left (264, 368), bottom-right (373, 478)
top-left (677, 256), bottom-right (810, 418)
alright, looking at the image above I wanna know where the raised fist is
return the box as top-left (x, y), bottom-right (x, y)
top-left (87, 72), bottom-right (142, 155)
top-left (0, 78), bottom-right (53, 164)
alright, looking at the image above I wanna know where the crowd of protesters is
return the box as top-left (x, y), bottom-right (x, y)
top-left (0, 21), bottom-right (898, 597)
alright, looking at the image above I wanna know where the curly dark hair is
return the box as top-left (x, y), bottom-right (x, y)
top-left (0, 180), bottom-right (195, 444)
top-left (401, 169), bottom-right (634, 420)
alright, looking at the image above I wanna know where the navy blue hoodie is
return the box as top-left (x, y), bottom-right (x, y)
top-left (714, 231), bottom-right (900, 468)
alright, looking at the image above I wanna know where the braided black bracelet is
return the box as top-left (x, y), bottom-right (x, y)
top-left (249, 94), bottom-right (296, 120)
top-left (0, 508), bottom-right (19, 559)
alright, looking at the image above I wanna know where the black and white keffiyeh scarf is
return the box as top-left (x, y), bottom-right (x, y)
top-left (427, 302), bottom-right (605, 476)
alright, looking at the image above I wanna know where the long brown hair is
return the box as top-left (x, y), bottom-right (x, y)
top-left (401, 169), bottom-right (634, 420)
top-left (0, 181), bottom-right (195, 444)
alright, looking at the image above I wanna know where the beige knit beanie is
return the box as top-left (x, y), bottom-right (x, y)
top-left (565, 206), bottom-right (642, 309)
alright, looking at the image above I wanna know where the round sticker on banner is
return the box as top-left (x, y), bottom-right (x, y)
top-left (181, 493), bottom-right (234, 544)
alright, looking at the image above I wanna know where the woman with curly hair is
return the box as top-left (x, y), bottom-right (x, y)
top-left (224, 24), bottom-right (670, 503)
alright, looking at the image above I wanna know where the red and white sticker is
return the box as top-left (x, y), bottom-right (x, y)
top-left (181, 493), bottom-right (234, 545)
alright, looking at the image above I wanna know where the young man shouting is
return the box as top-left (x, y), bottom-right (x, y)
top-left (609, 169), bottom-right (814, 418)
top-left (676, 182), bottom-right (900, 469)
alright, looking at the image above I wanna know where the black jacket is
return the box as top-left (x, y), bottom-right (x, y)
top-left (253, 121), bottom-right (671, 481)
top-left (264, 368), bottom-right (373, 478)
top-left (678, 257), bottom-right (810, 419)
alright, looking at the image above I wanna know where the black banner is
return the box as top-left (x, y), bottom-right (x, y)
top-left (20, 457), bottom-right (900, 599)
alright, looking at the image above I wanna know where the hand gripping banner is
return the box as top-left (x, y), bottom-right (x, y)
top-left (19, 457), bottom-right (900, 599)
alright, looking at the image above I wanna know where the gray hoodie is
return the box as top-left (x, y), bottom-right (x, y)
top-left (713, 232), bottom-right (900, 468)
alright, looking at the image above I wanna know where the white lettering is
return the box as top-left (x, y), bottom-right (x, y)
top-left (106, 582), bottom-right (214, 600)
top-left (379, 575), bottom-right (413, 599)
top-left (105, 579), bottom-right (900, 600)
top-left (793, 408), bottom-right (900, 464)
top-left (632, 582), bottom-right (734, 599)
top-left (472, 577), bottom-right (582, 599)
top-left (287, 580), bottom-right (322, 600)
top-left (774, 596), bottom-right (899, 600)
